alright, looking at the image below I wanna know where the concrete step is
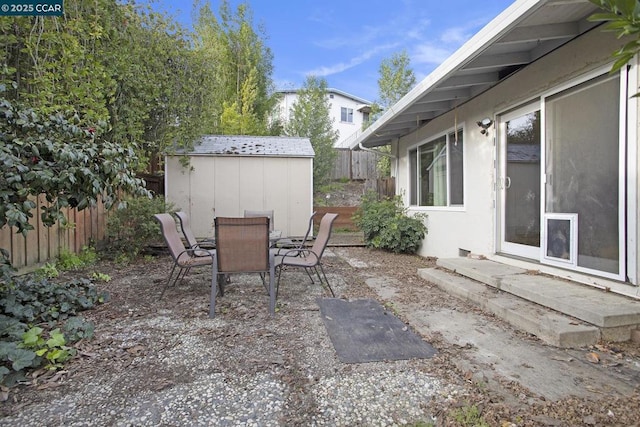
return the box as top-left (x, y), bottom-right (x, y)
top-left (419, 258), bottom-right (640, 347)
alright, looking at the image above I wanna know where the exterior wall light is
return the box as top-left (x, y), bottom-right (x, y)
top-left (477, 117), bottom-right (493, 135)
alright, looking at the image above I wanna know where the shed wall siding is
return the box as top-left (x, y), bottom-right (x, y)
top-left (165, 156), bottom-right (313, 239)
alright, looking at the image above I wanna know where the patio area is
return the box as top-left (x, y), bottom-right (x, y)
top-left (1, 246), bottom-right (639, 426)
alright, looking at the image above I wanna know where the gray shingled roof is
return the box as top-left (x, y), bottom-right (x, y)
top-left (507, 144), bottom-right (540, 163)
top-left (182, 135), bottom-right (314, 157)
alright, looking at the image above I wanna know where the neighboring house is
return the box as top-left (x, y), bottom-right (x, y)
top-left (349, 0), bottom-right (640, 298)
top-left (164, 135), bottom-right (314, 240)
top-left (276, 88), bottom-right (372, 148)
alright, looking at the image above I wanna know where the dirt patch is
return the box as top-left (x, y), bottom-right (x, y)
top-left (314, 180), bottom-right (366, 207)
top-left (1, 247), bottom-right (640, 425)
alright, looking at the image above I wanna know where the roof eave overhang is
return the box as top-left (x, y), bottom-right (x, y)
top-left (349, 0), bottom-right (600, 149)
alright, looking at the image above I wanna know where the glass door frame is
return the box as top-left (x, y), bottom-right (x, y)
top-left (497, 102), bottom-right (542, 260)
top-left (539, 66), bottom-right (627, 281)
top-left (496, 64), bottom-right (637, 285)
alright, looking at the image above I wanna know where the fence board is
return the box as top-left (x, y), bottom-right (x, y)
top-left (331, 149), bottom-right (378, 181)
top-left (313, 206), bottom-right (359, 231)
top-left (364, 177), bottom-right (396, 199)
top-left (37, 195), bottom-right (49, 262)
top-left (25, 207), bottom-right (39, 266)
top-left (0, 196), bottom-right (110, 270)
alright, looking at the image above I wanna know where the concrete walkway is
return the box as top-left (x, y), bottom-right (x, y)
top-left (420, 258), bottom-right (640, 348)
top-left (334, 248), bottom-right (640, 402)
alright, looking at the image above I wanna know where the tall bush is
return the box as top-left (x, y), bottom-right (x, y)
top-left (353, 191), bottom-right (427, 254)
top-left (106, 196), bottom-right (173, 258)
top-left (0, 95), bottom-right (149, 235)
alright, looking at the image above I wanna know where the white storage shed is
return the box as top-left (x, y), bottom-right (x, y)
top-left (165, 135), bottom-right (314, 240)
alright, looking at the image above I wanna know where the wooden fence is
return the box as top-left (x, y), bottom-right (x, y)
top-left (313, 206), bottom-right (359, 231)
top-left (365, 177), bottom-right (396, 199)
top-left (0, 197), bottom-right (109, 271)
top-left (331, 149), bottom-right (378, 180)
top-left (138, 173), bottom-right (164, 196)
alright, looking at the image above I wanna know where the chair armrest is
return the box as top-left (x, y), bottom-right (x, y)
top-left (277, 248), bottom-right (304, 258)
top-left (195, 238), bottom-right (216, 249)
top-left (279, 248), bottom-right (318, 262)
top-left (179, 247), bottom-right (215, 259)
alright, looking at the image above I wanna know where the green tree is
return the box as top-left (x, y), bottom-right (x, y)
top-left (285, 76), bottom-right (339, 190)
top-left (193, 0), bottom-right (277, 135)
top-left (367, 50), bottom-right (417, 127)
top-left (219, 67), bottom-right (264, 135)
top-left (368, 50), bottom-right (416, 176)
top-left (96, 4), bottom-right (212, 163)
top-left (0, 0), bottom-right (211, 166)
top-left (0, 1), bottom-right (186, 236)
top-left (378, 50), bottom-right (416, 110)
top-left (589, 0), bottom-right (640, 96)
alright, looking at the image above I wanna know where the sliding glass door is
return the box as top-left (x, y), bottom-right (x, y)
top-left (499, 104), bottom-right (541, 259)
top-left (498, 71), bottom-right (625, 280)
top-left (544, 74), bottom-right (623, 277)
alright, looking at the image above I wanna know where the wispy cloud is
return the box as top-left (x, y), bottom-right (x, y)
top-left (440, 17), bottom-right (490, 44)
top-left (305, 43), bottom-right (399, 77)
top-left (412, 44), bottom-right (453, 65)
top-left (440, 26), bottom-right (471, 45)
top-left (302, 3), bottom-right (495, 84)
top-left (413, 16), bottom-right (491, 66)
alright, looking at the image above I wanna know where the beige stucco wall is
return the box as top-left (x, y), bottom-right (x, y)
top-left (165, 155), bottom-right (313, 239)
top-left (394, 26), bottom-right (638, 280)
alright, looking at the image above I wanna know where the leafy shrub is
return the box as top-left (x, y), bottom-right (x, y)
top-left (57, 246), bottom-right (97, 271)
top-left (0, 92), bottom-right (149, 236)
top-left (35, 262), bottom-right (59, 279)
top-left (0, 274), bottom-right (107, 386)
top-left (377, 215), bottom-right (427, 254)
top-left (106, 195), bottom-right (174, 257)
top-left (353, 191), bottom-right (427, 254)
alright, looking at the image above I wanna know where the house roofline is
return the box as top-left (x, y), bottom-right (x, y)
top-left (349, 0), bottom-right (598, 149)
top-left (276, 87), bottom-right (372, 105)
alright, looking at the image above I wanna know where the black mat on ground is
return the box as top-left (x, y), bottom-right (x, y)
top-left (317, 298), bottom-right (437, 363)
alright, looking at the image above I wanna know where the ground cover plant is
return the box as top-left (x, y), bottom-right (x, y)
top-left (0, 250), bottom-right (107, 388)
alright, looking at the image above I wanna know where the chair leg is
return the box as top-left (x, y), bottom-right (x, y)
top-left (160, 263), bottom-right (181, 299)
top-left (317, 263), bottom-right (335, 297)
top-left (312, 266), bottom-right (323, 285)
top-left (217, 274), bottom-right (226, 297)
top-left (268, 265), bottom-right (276, 316)
top-left (276, 265), bottom-right (283, 299)
top-left (210, 263), bottom-right (219, 318)
top-left (176, 266), bottom-right (189, 285)
top-left (259, 272), bottom-right (270, 294)
top-left (304, 267), bottom-right (315, 283)
top-left (182, 266), bottom-right (192, 283)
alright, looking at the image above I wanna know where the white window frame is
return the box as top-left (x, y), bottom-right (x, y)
top-left (341, 107), bottom-right (353, 123)
top-left (407, 126), bottom-right (465, 210)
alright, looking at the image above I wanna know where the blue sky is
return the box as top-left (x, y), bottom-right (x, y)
top-left (153, 0), bottom-right (514, 102)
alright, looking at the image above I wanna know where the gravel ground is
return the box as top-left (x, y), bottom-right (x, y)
top-left (2, 243), bottom-right (640, 426)
top-left (0, 246), bottom-right (469, 426)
